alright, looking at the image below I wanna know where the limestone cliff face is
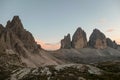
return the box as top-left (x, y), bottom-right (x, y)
top-left (5, 16), bottom-right (40, 52)
top-left (89, 29), bottom-right (107, 49)
top-left (61, 34), bottom-right (71, 49)
top-left (72, 27), bottom-right (87, 49)
top-left (0, 16), bottom-right (62, 68)
top-left (106, 38), bottom-right (118, 49)
top-left (0, 24), bottom-right (4, 34)
top-left (0, 16), bottom-right (41, 56)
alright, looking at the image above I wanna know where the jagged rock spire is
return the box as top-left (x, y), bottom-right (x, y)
top-left (89, 29), bottom-right (107, 49)
top-left (6, 16), bottom-right (24, 30)
top-left (71, 27), bottom-right (87, 49)
top-left (61, 33), bottom-right (71, 49)
top-left (106, 38), bottom-right (118, 49)
top-left (0, 16), bottom-right (41, 55)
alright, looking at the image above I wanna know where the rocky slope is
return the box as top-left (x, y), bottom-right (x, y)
top-left (1, 62), bottom-right (120, 80)
top-left (0, 16), bottom-right (62, 68)
top-left (50, 47), bottom-right (120, 64)
top-left (0, 16), bottom-right (120, 80)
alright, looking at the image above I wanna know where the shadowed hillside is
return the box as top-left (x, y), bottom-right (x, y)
top-left (0, 16), bottom-right (120, 80)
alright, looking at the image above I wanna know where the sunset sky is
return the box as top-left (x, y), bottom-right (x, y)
top-left (0, 0), bottom-right (120, 50)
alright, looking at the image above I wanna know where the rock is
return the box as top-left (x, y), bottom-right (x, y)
top-left (6, 16), bottom-right (24, 29)
top-left (1, 21), bottom-right (23, 48)
top-left (106, 38), bottom-right (113, 48)
top-left (5, 16), bottom-right (40, 52)
top-left (0, 24), bottom-right (4, 34)
top-left (0, 25), bottom-right (6, 52)
top-left (61, 34), bottom-right (71, 49)
top-left (0, 15), bottom-right (41, 57)
top-left (0, 30), bottom-right (13, 49)
top-left (89, 29), bottom-right (107, 49)
top-left (72, 27), bottom-right (87, 49)
top-left (113, 40), bottom-right (118, 49)
top-left (106, 38), bottom-right (118, 49)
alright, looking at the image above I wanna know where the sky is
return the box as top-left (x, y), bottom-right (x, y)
top-left (0, 0), bottom-right (120, 50)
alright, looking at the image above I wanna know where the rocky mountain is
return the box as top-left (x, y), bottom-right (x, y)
top-left (0, 16), bottom-right (120, 80)
top-left (61, 34), bottom-right (71, 49)
top-left (0, 16), bottom-right (63, 68)
top-left (106, 38), bottom-right (118, 49)
top-left (72, 27), bottom-right (87, 49)
top-left (89, 29), bottom-right (107, 49)
top-left (6, 16), bottom-right (40, 53)
top-left (61, 27), bottom-right (87, 49)
top-left (0, 16), bottom-right (40, 55)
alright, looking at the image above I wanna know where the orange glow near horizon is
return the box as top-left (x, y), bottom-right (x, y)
top-left (35, 37), bottom-right (120, 50)
top-left (110, 35), bottom-right (120, 45)
top-left (35, 39), bottom-right (60, 50)
top-left (116, 39), bottom-right (120, 45)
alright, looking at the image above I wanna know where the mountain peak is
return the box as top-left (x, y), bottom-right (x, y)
top-left (92, 29), bottom-right (106, 40)
top-left (89, 29), bottom-right (107, 49)
top-left (61, 33), bottom-right (71, 49)
top-left (75, 27), bottom-right (82, 32)
top-left (12, 16), bottom-right (21, 22)
top-left (0, 16), bottom-right (41, 55)
top-left (93, 28), bottom-right (100, 31)
top-left (6, 16), bottom-right (24, 30)
top-left (72, 27), bottom-right (87, 49)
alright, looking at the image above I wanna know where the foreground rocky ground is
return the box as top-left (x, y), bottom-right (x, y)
top-left (0, 61), bottom-right (120, 80)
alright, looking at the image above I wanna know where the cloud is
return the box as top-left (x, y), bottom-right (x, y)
top-left (106, 28), bottom-right (115, 32)
top-left (35, 39), bottom-right (60, 50)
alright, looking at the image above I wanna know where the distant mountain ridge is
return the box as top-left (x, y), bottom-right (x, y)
top-left (61, 28), bottom-right (118, 49)
top-left (0, 16), bottom-right (120, 67)
top-left (0, 16), bottom-right (120, 80)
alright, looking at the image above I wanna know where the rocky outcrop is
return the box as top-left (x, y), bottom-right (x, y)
top-left (0, 24), bottom-right (4, 34)
top-left (6, 16), bottom-right (40, 52)
top-left (7, 64), bottom-right (103, 80)
top-left (113, 41), bottom-right (118, 49)
top-left (89, 29), bottom-right (107, 49)
top-left (72, 27), bottom-right (87, 49)
top-left (61, 34), bottom-right (71, 49)
top-left (106, 38), bottom-right (118, 49)
top-left (2, 62), bottom-right (120, 80)
top-left (0, 16), bottom-right (63, 68)
top-left (0, 16), bottom-right (41, 55)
